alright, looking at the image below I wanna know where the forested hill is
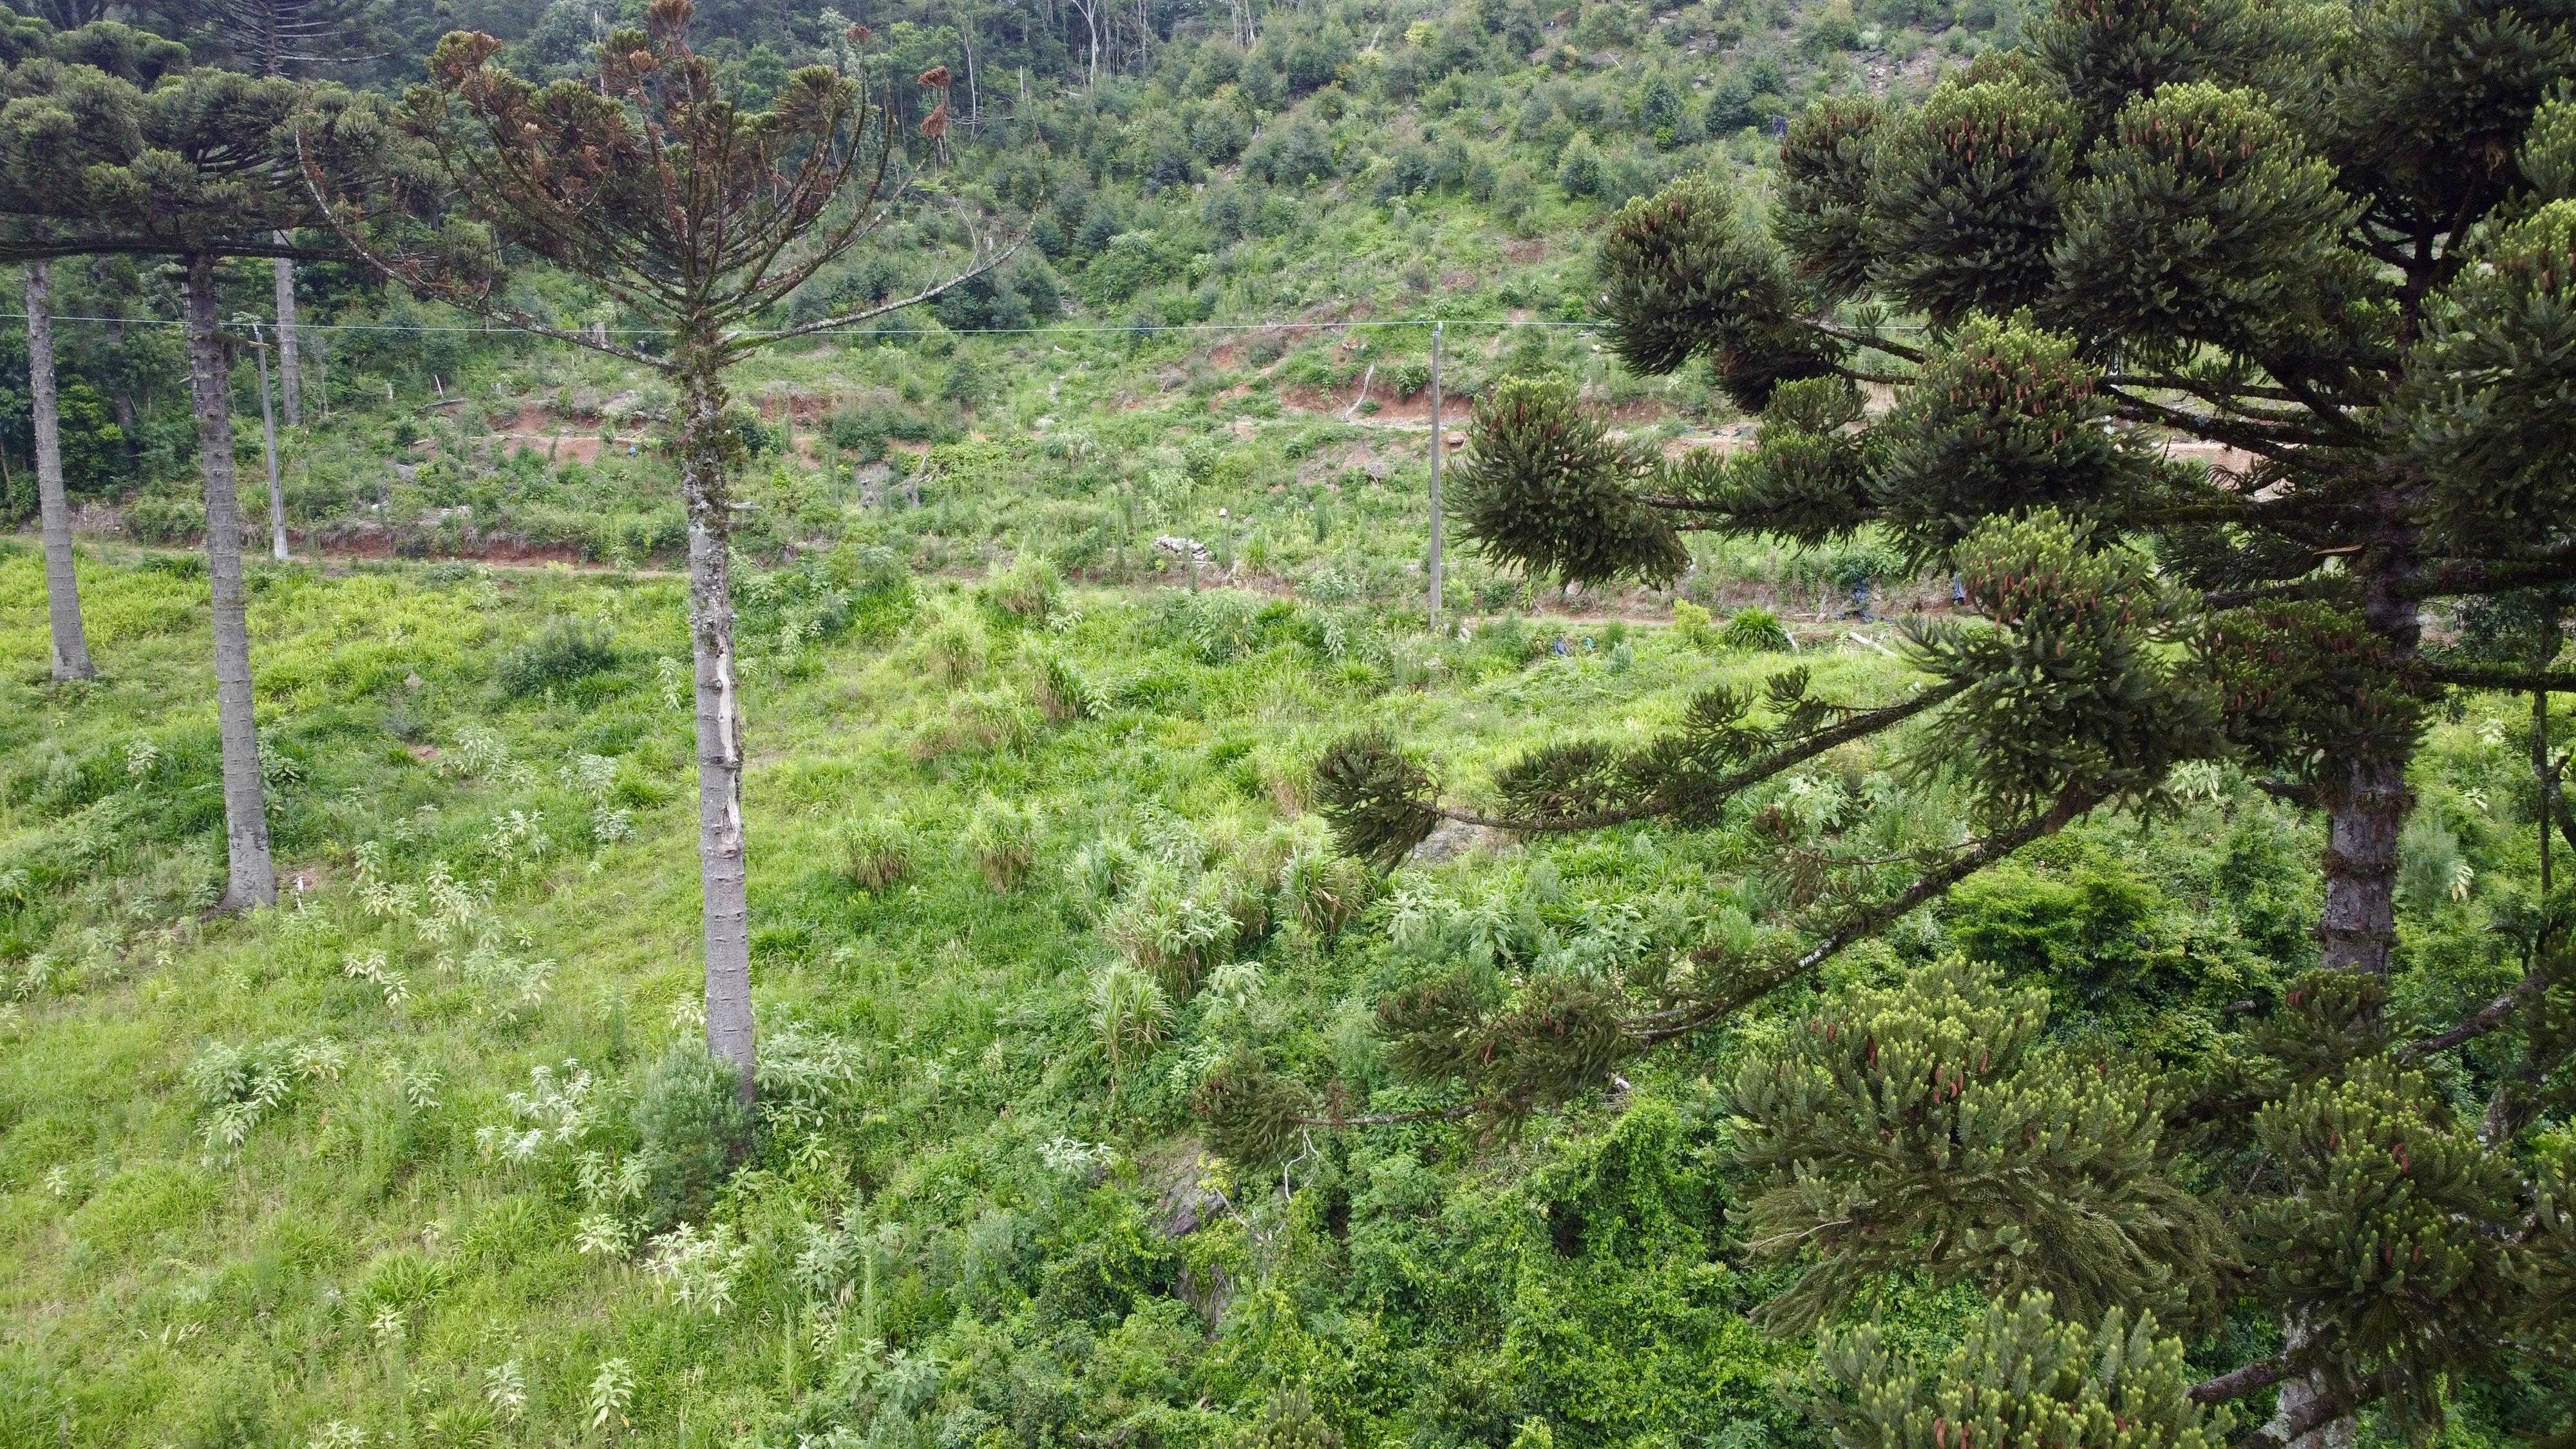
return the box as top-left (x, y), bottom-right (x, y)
top-left (3, 0), bottom-right (1987, 580)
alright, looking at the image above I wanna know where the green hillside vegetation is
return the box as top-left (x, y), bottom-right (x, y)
top-left (10, 538), bottom-right (2555, 1446)
top-left (8, 0), bottom-right (2576, 1441)
top-left (3, 0), bottom-right (1983, 618)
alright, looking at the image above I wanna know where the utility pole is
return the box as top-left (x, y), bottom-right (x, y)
top-left (250, 323), bottom-right (289, 560)
top-left (1427, 320), bottom-right (1444, 632)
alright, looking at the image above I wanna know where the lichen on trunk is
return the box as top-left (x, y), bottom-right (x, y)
top-left (676, 353), bottom-right (755, 1101)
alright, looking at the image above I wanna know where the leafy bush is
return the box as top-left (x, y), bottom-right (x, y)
top-left (628, 1045), bottom-right (752, 1233)
top-left (1671, 599), bottom-right (1718, 650)
top-left (497, 617), bottom-right (621, 698)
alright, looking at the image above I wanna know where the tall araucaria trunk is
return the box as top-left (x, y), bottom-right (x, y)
top-left (183, 253), bottom-right (277, 911)
top-left (2316, 523), bottom-right (2424, 980)
top-left (272, 245), bottom-right (301, 427)
top-left (2282, 522), bottom-right (2424, 1449)
top-left (676, 347), bottom-right (755, 1101)
top-left (25, 260), bottom-right (96, 682)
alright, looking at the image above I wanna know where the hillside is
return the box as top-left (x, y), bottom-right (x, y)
top-left (6, 0), bottom-right (1989, 623)
top-left (14, 536), bottom-right (2535, 1446)
top-left (11, 0), bottom-right (2576, 1441)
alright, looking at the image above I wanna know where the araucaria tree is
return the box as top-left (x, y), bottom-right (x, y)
top-left (325, 0), bottom-right (1005, 1097)
top-left (1293, 0), bottom-right (2576, 1441)
top-left (0, 23), bottom-right (352, 908)
top-left (2, 13), bottom-right (189, 681)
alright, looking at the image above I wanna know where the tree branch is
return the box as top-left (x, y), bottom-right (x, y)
top-left (2231, 1369), bottom-right (2400, 1449)
top-left (1629, 782), bottom-right (2107, 1043)
top-left (2416, 663), bottom-right (2576, 694)
top-left (1287, 1104), bottom-right (1476, 1128)
top-left (747, 231), bottom-right (1021, 348)
top-left (2400, 967), bottom-right (2548, 1059)
top-left (1810, 319), bottom-right (1924, 364)
top-left (1428, 681), bottom-right (1969, 837)
top-left (2190, 1356), bottom-right (2294, 1405)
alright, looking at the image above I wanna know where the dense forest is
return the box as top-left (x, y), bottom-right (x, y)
top-left (5, 0), bottom-right (2576, 1444)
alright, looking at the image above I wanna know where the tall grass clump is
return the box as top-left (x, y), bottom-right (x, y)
top-left (964, 796), bottom-right (1039, 891)
top-left (984, 555), bottom-right (1063, 623)
top-left (839, 815), bottom-right (916, 891)
top-left (1721, 606), bottom-right (1794, 652)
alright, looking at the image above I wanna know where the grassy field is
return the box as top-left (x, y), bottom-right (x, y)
top-left (1, 513), bottom-right (2558, 1446)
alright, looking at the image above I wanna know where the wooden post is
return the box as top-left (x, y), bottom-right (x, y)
top-left (252, 325), bottom-right (289, 561)
top-left (1428, 320), bottom-right (1444, 632)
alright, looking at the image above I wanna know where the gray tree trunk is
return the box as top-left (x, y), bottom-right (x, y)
top-left (25, 260), bottom-right (96, 681)
top-left (184, 254), bottom-right (277, 911)
top-left (272, 246), bottom-right (301, 426)
top-left (2289, 548), bottom-right (2423, 1446)
top-left (678, 360), bottom-right (755, 1099)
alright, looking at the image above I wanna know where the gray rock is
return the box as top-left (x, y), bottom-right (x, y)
top-left (1409, 817), bottom-right (1513, 866)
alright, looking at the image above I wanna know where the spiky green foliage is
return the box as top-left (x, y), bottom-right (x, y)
top-left (1868, 320), bottom-right (2149, 566)
top-left (2245, 1058), bottom-right (2526, 1432)
top-left (1311, 731), bottom-right (1441, 869)
top-left (1777, 99), bottom-right (1885, 299)
top-left (1907, 513), bottom-right (2220, 823)
top-left (1377, 967), bottom-right (1634, 1119)
top-left (1687, 377), bottom-right (1875, 546)
top-left (2052, 83), bottom-right (2364, 369)
top-left (1598, 178), bottom-right (1839, 408)
top-left (0, 49), bottom-right (353, 258)
top-left (1238, 1387), bottom-right (1343, 1449)
top-left (2026, 0), bottom-right (2270, 140)
top-left (1808, 1293), bottom-right (2229, 1449)
top-left (1191, 1046), bottom-right (1313, 1165)
top-left (1728, 959), bottom-right (2230, 1332)
top-left (1446, 376), bottom-right (1687, 589)
top-left (1861, 76), bottom-right (2077, 328)
top-left (2401, 198), bottom-right (2576, 549)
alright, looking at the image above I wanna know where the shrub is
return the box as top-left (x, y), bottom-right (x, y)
top-left (985, 555), bottom-right (1063, 622)
top-left (1278, 846), bottom-right (1372, 941)
top-left (919, 609), bottom-right (989, 685)
top-left (1671, 598), bottom-right (1718, 650)
top-left (965, 796), bottom-right (1039, 891)
top-left (1721, 606), bottom-right (1793, 652)
top-left (497, 617), bottom-right (620, 698)
top-left (628, 1045), bottom-right (752, 1232)
top-left (839, 816), bottom-right (914, 891)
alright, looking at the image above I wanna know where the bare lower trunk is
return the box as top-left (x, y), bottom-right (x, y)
top-left (2318, 752), bottom-right (2405, 975)
top-left (272, 246), bottom-right (301, 426)
top-left (26, 261), bottom-right (96, 681)
top-left (679, 361), bottom-right (755, 1101)
top-left (2295, 526), bottom-right (2423, 1444)
top-left (184, 254), bottom-right (276, 911)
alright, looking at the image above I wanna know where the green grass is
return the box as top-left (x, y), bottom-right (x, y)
top-left (1, 535), bottom-right (2551, 1445)
top-left (0, 538), bottom-right (1918, 1444)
